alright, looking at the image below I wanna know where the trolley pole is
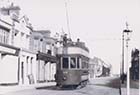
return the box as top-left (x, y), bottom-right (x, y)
top-left (64, 0), bottom-right (71, 39)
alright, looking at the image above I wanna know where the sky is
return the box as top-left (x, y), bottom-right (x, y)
top-left (1, 0), bottom-right (140, 74)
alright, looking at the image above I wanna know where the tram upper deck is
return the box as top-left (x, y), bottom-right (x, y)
top-left (57, 40), bottom-right (89, 58)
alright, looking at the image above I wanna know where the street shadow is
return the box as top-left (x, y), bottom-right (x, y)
top-left (36, 85), bottom-right (78, 91)
top-left (121, 80), bottom-right (139, 89)
top-left (89, 78), bottom-right (121, 89)
top-left (105, 78), bottom-right (121, 88)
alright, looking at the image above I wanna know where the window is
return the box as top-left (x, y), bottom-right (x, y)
top-left (26, 56), bottom-right (29, 75)
top-left (21, 32), bottom-right (25, 47)
top-left (82, 61), bottom-right (86, 69)
top-left (70, 57), bottom-right (76, 68)
top-left (62, 57), bottom-right (69, 69)
top-left (82, 61), bottom-right (88, 69)
top-left (14, 29), bottom-right (19, 36)
top-left (86, 62), bottom-right (89, 68)
top-left (39, 39), bottom-right (43, 52)
top-left (77, 57), bottom-right (80, 69)
top-left (0, 27), bottom-right (9, 44)
top-left (46, 44), bottom-right (51, 53)
top-left (30, 57), bottom-right (33, 74)
top-left (33, 39), bottom-right (39, 51)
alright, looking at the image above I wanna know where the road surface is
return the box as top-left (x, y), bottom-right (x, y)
top-left (3, 76), bottom-right (121, 95)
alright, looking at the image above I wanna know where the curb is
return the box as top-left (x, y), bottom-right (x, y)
top-left (0, 82), bottom-right (56, 95)
top-left (0, 86), bottom-right (35, 95)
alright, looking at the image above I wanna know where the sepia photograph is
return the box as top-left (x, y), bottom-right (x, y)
top-left (0, 0), bottom-right (140, 95)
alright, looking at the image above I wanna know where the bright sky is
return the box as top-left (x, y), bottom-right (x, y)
top-left (2, 0), bottom-right (140, 74)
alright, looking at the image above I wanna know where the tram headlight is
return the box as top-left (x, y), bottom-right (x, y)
top-left (62, 71), bottom-right (68, 81)
top-left (63, 76), bottom-right (67, 81)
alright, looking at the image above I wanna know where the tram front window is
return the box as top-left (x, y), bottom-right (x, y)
top-left (70, 57), bottom-right (76, 68)
top-left (77, 57), bottom-right (80, 68)
top-left (62, 57), bottom-right (69, 69)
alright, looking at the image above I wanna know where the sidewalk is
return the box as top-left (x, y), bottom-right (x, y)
top-left (0, 82), bottom-right (56, 95)
top-left (121, 80), bottom-right (139, 95)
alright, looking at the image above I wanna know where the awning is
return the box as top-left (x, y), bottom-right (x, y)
top-left (0, 43), bottom-right (20, 56)
top-left (37, 51), bottom-right (57, 63)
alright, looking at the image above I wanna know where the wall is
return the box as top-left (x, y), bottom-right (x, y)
top-left (45, 62), bottom-right (56, 81)
top-left (37, 60), bottom-right (45, 82)
top-left (19, 50), bottom-right (36, 85)
top-left (0, 54), bottom-right (18, 84)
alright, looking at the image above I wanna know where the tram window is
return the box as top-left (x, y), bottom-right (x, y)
top-left (82, 62), bottom-right (86, 69)
top-left (77, 58), bottom-right (80, 68)
top-left (62, 57), bottom-right (69, 69)
top-left (86, 62), bottom-right (88, 68)
top-left (85, 62), bottom-right (88, 68)
top-left (70, 57), bottom-right (76, 68)
top-left (82, 61), bottom-right (84, 68)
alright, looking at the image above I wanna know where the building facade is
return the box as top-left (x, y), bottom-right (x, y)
top-left (14, 15), bottom-right (37, 85)
top-left (0, 6), bottom-right (20, 85)
top-left (0, 4), bottom-right (36, 85)
top-left (89, 57), bottom-right (112, 78)
top-left (30, 30), bottom-right (57, 83)
top-left (0, 3), bottom-right (59, 85)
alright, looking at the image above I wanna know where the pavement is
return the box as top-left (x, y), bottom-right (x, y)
top-left (121, 80), bottom-right (139, 95)
top-left (0, 82), bottom-right (56, 95)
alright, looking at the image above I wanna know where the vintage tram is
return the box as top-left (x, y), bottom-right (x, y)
top-left (55, 39), bottom-right (90, 88)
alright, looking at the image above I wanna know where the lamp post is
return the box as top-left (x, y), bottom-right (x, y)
top-left (123, 23), bottom-right (132, 95)
top-left (121, 30), bottom-right (125, 84)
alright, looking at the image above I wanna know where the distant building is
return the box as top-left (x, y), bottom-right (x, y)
top-left (89, 59), bottom-right (96, 78)
top-left (89, 57), bottom-right (111, 78)
top-left (30, 30), bottom-right (57, 83)
top-left (130, 48), bottom-right (139, 80)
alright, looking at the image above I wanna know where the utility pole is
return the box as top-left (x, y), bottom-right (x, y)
top-left (121, 29), bottom-right (125, 84)
top-left (123, 22), bottom-right (132, 95)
